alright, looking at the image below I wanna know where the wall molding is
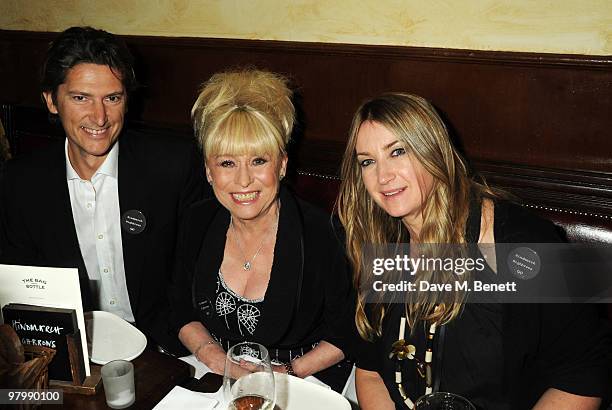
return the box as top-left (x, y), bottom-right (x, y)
top-left (3, 30), bottom-right (608, 69)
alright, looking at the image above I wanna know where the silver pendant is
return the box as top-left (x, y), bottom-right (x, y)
top-left (243, 261), bottom-right (251, 271)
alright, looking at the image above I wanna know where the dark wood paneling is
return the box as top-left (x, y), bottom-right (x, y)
top-left (1, 30), bottom-right (611, 172)
top-left (1, 30), bottom-right (611, 217)
top-left (0, 31), bottom-right (52, 107)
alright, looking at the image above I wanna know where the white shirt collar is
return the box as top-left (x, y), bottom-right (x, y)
top-left (65, 139), bottom-right (119, 180)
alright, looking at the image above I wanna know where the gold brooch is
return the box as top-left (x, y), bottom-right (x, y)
top-left (389, 339), bottom-right (416, 360)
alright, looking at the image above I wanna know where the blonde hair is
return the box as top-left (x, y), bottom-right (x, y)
top-left (191, 69), bottom-right (295, 160)
top-left (337, 93), bottom-right (496, 340)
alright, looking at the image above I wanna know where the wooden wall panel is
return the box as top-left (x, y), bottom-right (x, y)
top-left (1, 30), bottom-right (611, 214)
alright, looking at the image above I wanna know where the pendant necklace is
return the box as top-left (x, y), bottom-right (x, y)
top-left (389, 306), bottom-right (440, 409)
top-left (230, 207), bottom-right (279, 271)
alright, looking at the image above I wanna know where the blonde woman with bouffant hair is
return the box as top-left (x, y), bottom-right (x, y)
top-left (337, 93), bottom-right (607, 409)
top-left (192, 69), bottom-right (294, 160)
top-left (172, 68), bottom-right (355, 392)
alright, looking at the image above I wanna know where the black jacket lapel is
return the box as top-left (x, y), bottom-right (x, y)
top-left (117, 136), bottom-right (150, 317)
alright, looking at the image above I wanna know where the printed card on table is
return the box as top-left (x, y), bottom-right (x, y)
top-left (0, 264), bottom-right (90, 376)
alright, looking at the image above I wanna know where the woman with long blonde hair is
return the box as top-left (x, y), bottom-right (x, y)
top-left (337, 93), bottom-right (608, 409)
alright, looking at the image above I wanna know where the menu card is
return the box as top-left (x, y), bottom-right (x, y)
top-left (2, 303), bottom-right (85, 382)
top-left (0, 264), bottom-right (90, 376)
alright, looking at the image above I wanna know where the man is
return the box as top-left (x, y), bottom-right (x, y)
top-left (0, 27), bottom-right (206, 353)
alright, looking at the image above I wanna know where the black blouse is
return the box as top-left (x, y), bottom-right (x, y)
top-left (356, 200), bottom-right (610, 409)
top-left (170, 186), bottom-right (355, 388)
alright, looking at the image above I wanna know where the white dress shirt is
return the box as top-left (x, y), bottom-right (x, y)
top-left (65, 141), bottom-right (135, 322)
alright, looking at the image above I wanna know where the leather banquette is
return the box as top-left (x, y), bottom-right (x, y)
top-left (290, 171), bottom-right (612, 320)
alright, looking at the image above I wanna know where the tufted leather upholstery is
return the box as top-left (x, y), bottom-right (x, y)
top-left (522, 204), bottom-right (612, 245)
top-left (290, 172), bottom-right (341, 214)
top-left (291, 172), bottom-right (612, 244)
top-left (290, 171), bottom-right (612, 320)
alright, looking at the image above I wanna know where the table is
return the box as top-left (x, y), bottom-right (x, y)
top-left (182, 372), bottom-right (223, 393)
top-left (43, 349), bottom-right (193, 409)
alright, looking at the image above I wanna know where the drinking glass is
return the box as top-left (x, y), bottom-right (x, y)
top-left (101, 360), bottom-right (135, 409)
top-left (415, 392), bottom-right (476, 409)
top-left (223, 342), bottom-right (275, 410)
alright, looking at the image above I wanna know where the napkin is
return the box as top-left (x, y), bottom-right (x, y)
top-left (304, 375), bottom-right (330, 389)
top-left (179, 353), bottom-right (331, 389)
top-left (179, 354), bottom-right (212, 379)
top-left (153, 386), bottom-right (218, 410)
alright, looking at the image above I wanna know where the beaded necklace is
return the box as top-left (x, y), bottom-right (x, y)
top-left (389, 311), bottom-right (439, 409)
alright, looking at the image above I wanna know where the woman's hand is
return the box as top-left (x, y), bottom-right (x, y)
top-left (355, 368), bottom-right (395, 410)
top-left (289, 341), bottom-right (344, 378)
top-left (272, 363), bottom-right (288, 374)
top-left (178, 321), bottom-right (226, 375)
top-left (268, 341), bottom-right (344, 378)
top-left (196, 341), bottom-right (226, 375)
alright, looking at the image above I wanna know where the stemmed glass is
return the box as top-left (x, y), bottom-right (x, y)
top-left (415, 392), bottom-right (476, 409)
top-left (223, 342), bottom-right (275, 410)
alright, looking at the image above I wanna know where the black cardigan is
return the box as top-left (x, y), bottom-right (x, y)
top-left (356, 200), bottom-right (610, 409)
top-left (170, 186), bottom-right (355, 354)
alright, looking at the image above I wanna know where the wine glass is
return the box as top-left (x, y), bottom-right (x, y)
top-left (223, 342), bottom-right (275, 410)
top-left (414, 392), bottom-right (476, 409)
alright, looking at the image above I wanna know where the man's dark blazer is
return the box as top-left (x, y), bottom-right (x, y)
top-left (0, 130), bottom-right (206, 353)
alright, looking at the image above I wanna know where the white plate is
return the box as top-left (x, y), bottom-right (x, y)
top-left (275, 373), bottom-right (351, 410)
top-left (85, 311), bottom-right (147, 365)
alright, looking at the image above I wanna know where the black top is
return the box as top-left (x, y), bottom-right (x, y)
top-left (356, 200), bottom-right (610, 409)
top-left (212, 268), bottom-right (266, 341)
top-left (0, 132), bottom-right (206, 354)
top-left (170, 186), bottom-right (355, 388)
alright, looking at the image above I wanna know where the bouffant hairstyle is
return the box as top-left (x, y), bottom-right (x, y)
top-left (191, 69), bottom-right (294, 160)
